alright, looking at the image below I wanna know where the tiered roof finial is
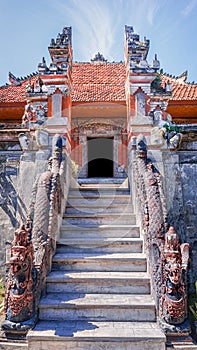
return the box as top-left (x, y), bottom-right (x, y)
top-left (37, 26), bottom-right (72, 75)
top-left (125, 25), bottom-right (160, 73)
top-left (50, 26), bottom-right (72, 47)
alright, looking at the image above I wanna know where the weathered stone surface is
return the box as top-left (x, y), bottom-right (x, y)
top-left (0, 154), bottom-right (20, 278)
top-left (25, 180), bottom-right (166, 348)
top-left (0, 341), bottom-right (27, 349)
top-left (161, 147), bottom-right (197, 293)
top-left (52, 252), bottom-right (147, 272)
top-left (27, 321), bottom-right (165, 350)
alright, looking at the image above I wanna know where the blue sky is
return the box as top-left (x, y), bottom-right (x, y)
top-left (0, 0), bottom-right (197, 86)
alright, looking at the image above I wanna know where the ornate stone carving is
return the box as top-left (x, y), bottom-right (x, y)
top-left (91, 52), bottom-right (107, 63)
top-left (74, 119), bottom-right (126, 135)
top-left (152, 105), bottom-right (172, 127)
top-left (52, 26), bottom-right (72, 46)
top-left (22, 100), bottom-right (47, 126)
top-left (135, 135), bottom-right (149, 230)
top-left (133, 136), bottom-right (190, 334)
top-left (45, 26), bottom-right (72, 75)
top-left (125, 25), bottom-right (160, 73)
top-left (150, 106), bottom-right (182, 149)
top-left (22, 100), bottom-right (36, 125)
top-left (160, 226), bottom-right (189, 325)
top-left (18, 133), bottom-right (32, 151)
top-left (136, 92), bottom-right (146, 117)
top-left (35, 129), bottom-right (49, 149)
top-left (2, 223), bottom-right (36, 331)
top-left (37, 58), bottom-right (49, 74)
top-left (2, 134), bottom-right (65, 334)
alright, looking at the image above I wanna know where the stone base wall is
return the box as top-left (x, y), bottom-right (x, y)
top-left (0, 152), bottom-right (21, 279)
top-left (164, 149), bottom-right (197, 292)
top-left (158, 144), bottom-right (197, 293)
top-left (130, 136), bottom-right (197, 295)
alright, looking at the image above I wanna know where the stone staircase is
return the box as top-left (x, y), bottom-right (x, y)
top-left (27, 178), bottom-right (166, 350)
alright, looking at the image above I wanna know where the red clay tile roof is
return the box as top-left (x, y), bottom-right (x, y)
top-left (0, 63), bottom-right (126, 103)
top-left (1, 64), bottom-right (197, 103)
top-left (71, 62), bottom-right (126, 102)
top-left (0, 76), bottom-right (37, 103)
top-left (161, 74), bottom-right (197, 100)
top-left (0, 83), bottom-right (26, 103)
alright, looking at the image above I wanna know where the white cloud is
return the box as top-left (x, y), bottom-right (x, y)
top-left (182, 0), bottom-right (197, 16)
top-left (146, 0), bottom-right (165, 25)
top-left (52, 0), bottom-right (118, 61)
top-left (49, 0), bottom-right (167, 62)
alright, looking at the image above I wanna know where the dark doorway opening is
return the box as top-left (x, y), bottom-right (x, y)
top-left (88, 137), bottom-right (113, 177)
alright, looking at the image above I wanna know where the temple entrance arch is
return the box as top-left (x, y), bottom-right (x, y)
top-left (72, 118), bottom-right (127, 178)
top-left (88, 137), bottom-right (113, 177)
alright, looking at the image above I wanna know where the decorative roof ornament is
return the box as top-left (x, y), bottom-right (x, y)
top-left (151, 54), bottom-right (160, 70)
top-left (125, 25), bottom-right (149, 62)
top-left (8, 72), bottom-right (21, 86)
top-left (177, 71), bottom-right (188, 83)
top-left (38, 57), bottom-right (48, 73)
top-left (125, 25), bottom-right (160, 73)
top-left (37, 26), bottom-right (72, 76)
top-left (91, 52), bottom-right (107, 64)
top-left (50, 26), bottom-right (72, 47)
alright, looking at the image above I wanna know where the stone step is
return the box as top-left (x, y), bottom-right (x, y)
top-left (166, 335), bottom-right (197, 349)
top-left (38, 293), bottom-right (156, 322)
top-left (68, 189), bottom-right (130, 197)
top-left (67, 195), bottom-right (132, 206)
top-left (70, 183), bottom-right (130, 193)
top-left (52, 252), bottom-right (147, 272)
top-left (65, 203), bottom-right (133, 214)
top-left (78, 183), bottom-right (128, 189)
top-left (60, 224), bottom-right (140, 239)
top-left (57, 237), bottom-right (143, 253)
top-left (46, 271), bottom-right (150, 294)
top-left (27, 320), bottom-right (166, 350)
top-left (0, 340), bottom-right (28, 349)
top-left (62, 212), bottom-right (136, 225)
top-left (78, 177), bottom-right (128, 185)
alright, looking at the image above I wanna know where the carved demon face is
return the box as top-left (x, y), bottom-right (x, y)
top-left (168, 262), bottom-right (182, 285)
top-left (10, 246), bottom-right (26, 264)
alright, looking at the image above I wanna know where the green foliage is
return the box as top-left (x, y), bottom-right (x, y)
top-left (162, 123), bottom-right (181, 133)
top-left (188, 281), bottom-right (197, 321)
top-left (151, 73), bottom-right (162, 89)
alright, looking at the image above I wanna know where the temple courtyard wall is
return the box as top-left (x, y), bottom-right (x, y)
top-left (0, 138), bottom-right (197, 296)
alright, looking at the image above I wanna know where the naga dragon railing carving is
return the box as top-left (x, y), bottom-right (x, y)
top-left (2, 134), bottom-right (67, 334)
top-left (3, 223), bottom-right (37, 332)
top-left (131, 135), bottom-right (190, 334)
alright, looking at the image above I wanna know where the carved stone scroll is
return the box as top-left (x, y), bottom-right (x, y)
top-left (160, 226), bottom-right (189, 326)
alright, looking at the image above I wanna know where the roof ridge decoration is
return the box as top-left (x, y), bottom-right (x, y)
top-left (91, 52), bottom-right (108, 64)
top-left (162, 71), bottom-right (188, 84)
top-left (176, 72), bottom-right (188, 84)
top-left (50, 26), bottom-right (72, 47)
top-left (8, 72), bottom-right (21, 86)
top-left (124, 25), bottom-right (160, 73)
top-left (8, 72), bottom-right (38, 87)
top-left (178, 70), bottom-right (187, 81)
top-left (37, 26), bottom-right (72, 75)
